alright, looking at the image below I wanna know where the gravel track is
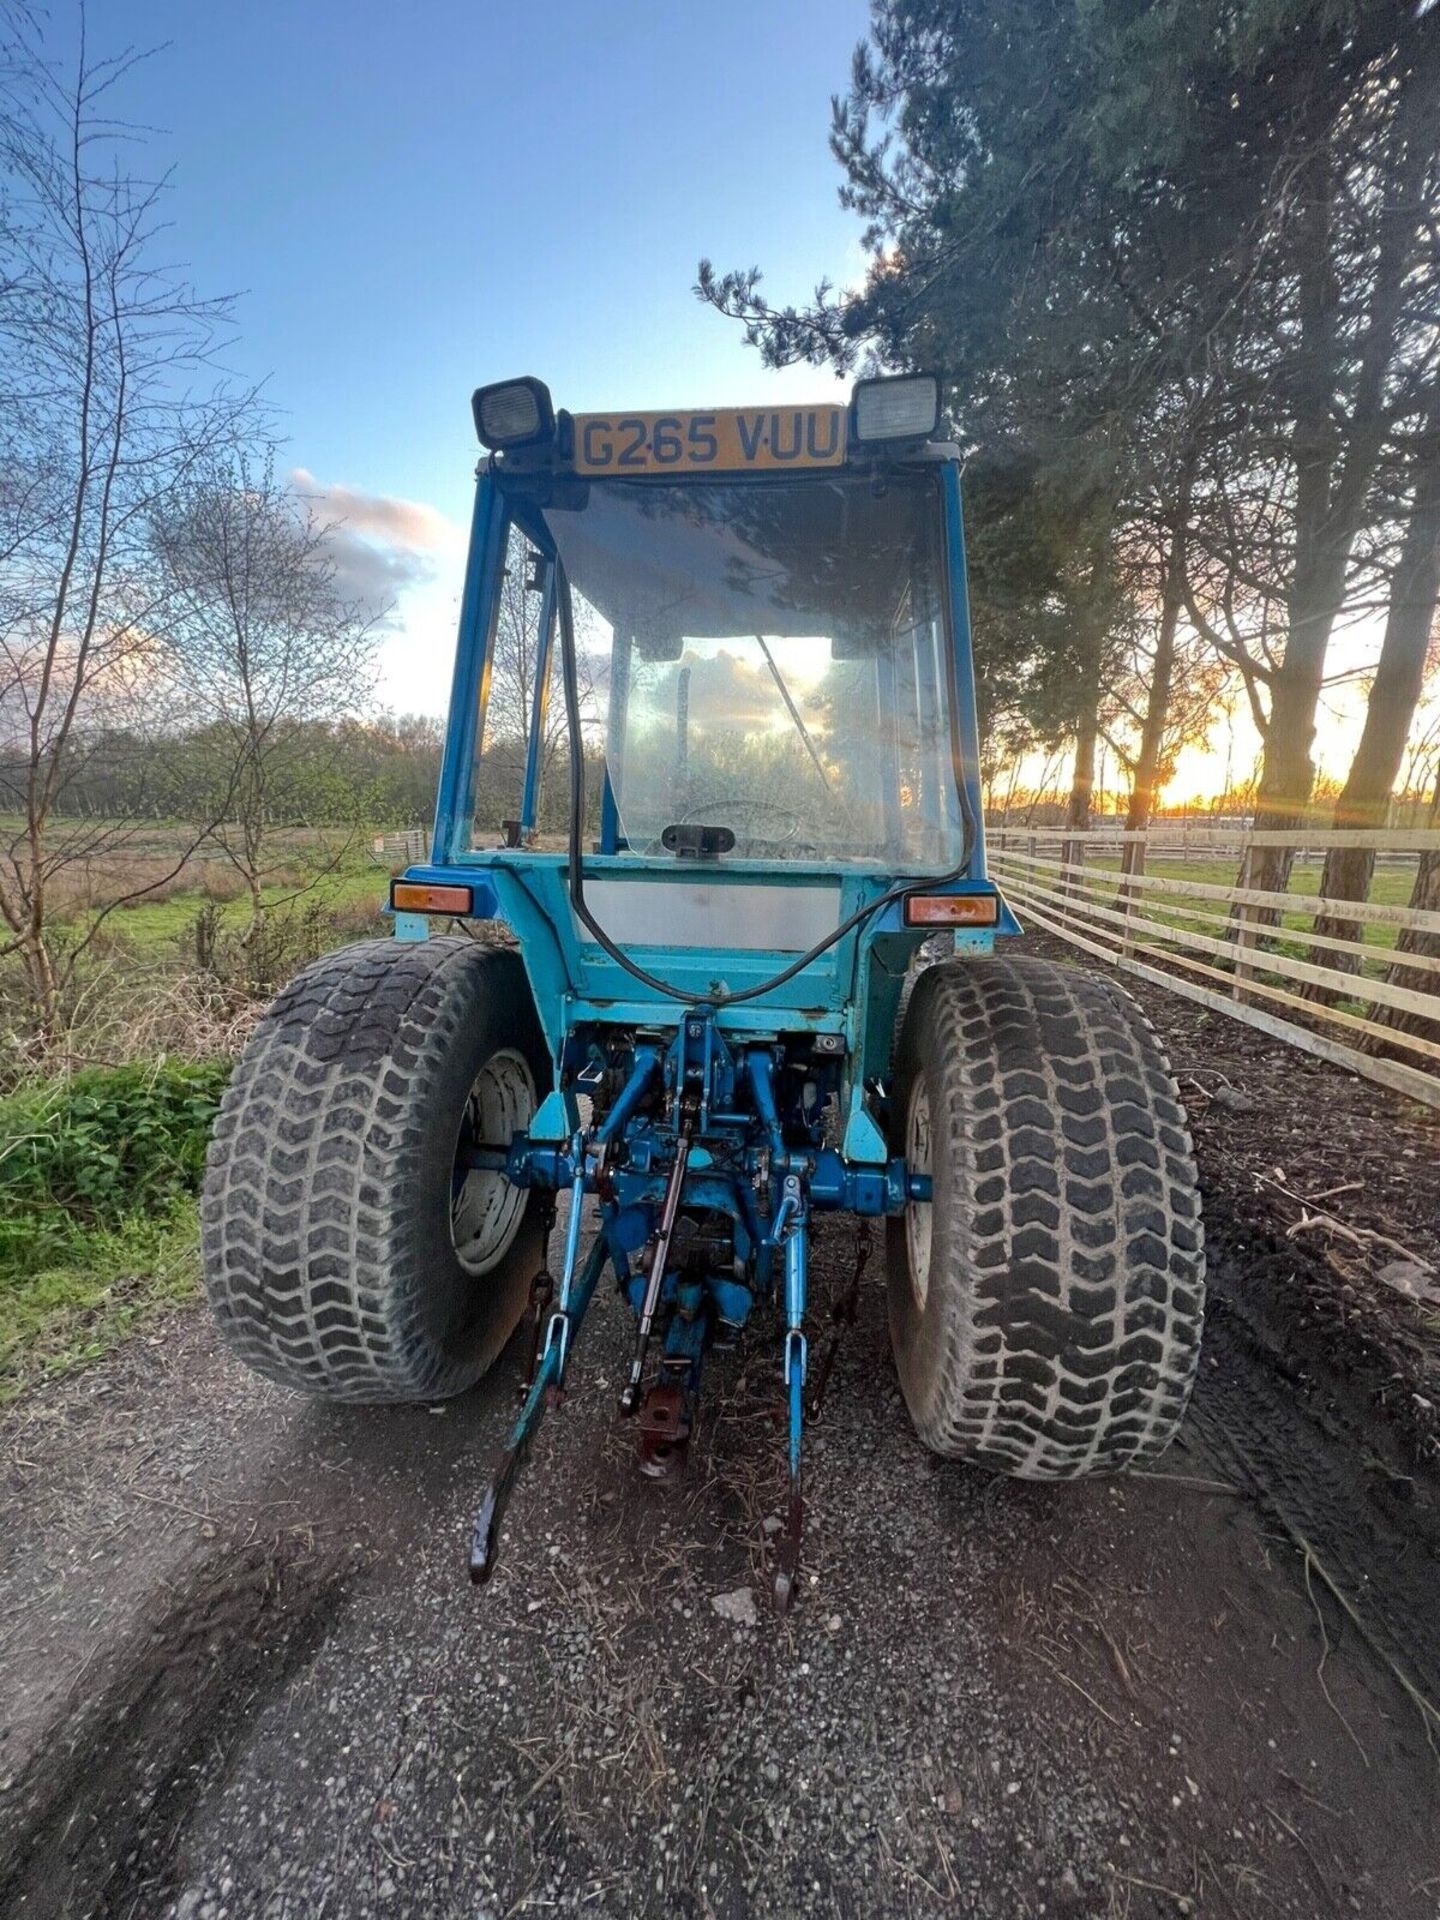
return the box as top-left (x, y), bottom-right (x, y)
top-left (3, 1201), bottom-right (1438, 1920)
top-left (4, 948), bottom-right (1440, 1920)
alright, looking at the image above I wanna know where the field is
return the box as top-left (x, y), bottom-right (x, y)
top-left (72, 860), bottom-right (387, 952)
top-left (0, 822), bottom-right (390, 949)
top-left (1081, 852), bottom-right (1416, 955)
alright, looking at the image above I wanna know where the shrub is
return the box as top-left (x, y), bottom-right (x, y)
top-left (0, 1059), bottom-right (230, 1397)
top-left (0, 1058), bottom-right (231, 1234)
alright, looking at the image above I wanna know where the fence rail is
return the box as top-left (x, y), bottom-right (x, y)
top-left (987, 822), bottom-right (1433, 864)
top-left (989, 826), bottom-right (1440, 1113)
top-left (369, 828), bottom-right (428, 867)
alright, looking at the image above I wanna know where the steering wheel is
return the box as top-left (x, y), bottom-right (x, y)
top-left (679, 796), bottom-right (803, 845)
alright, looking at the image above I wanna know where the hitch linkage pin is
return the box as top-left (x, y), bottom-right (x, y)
top-left (619, 1121), bottom-right (691, 1417)
top-left (518, 1197), bottom-right (558, 1396)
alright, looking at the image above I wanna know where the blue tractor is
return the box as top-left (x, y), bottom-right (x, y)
top-left (202, 374), bottom-right (1206, 1607)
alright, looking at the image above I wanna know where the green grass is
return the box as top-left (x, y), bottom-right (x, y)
top-left (0, 1060), bottom-right (228, 1403)
top-left (0, 1205), bottom-right (199, 1404)
top-left (81, 861), bottom-right (388, 955)
top-left (0, 814), bottom-right (395, 955)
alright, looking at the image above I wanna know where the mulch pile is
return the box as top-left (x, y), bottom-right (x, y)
top-left (1025, 932), bottom-right (1440, 1470)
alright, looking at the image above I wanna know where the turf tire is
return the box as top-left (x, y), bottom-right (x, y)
top-left (886, 955), bottom-right (1204, 1477)
top-left (202, 938), bottom-right (550, 1403)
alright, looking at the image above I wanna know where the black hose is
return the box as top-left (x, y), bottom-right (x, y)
top-left (556, 565), bottom-right (973, 1007)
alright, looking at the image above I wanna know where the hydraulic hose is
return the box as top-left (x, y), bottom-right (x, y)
top-left (556, 564), bottom-right (974, 1006)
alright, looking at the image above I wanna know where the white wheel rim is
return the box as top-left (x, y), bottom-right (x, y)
top-left (451, 1050), bottom-right (536, 1277)
top-left (905, 1075), bottom-right (933, 1313)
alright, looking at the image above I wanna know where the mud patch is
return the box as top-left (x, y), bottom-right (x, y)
top-left (1191, 1270), bottom-right (1440, 1737)
top-left (0, 1529), bottom-right (350, 1919)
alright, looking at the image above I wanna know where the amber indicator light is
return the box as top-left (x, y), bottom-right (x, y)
top-left (391, 881), bottom-right (474, 915)
top-left (903, 894), bottom-right (999, 928)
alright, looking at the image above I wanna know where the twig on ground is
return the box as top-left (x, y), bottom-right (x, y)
top-left (1286, 1211), bottom-right (1435, 1272)
top-left (1301, 1549), bottom-right (1370, 1770)
top-left (1129, 1471), bottom-right (1245, 1497)
top-left (1257, 1172), bottom-right (1435, 1273)
top-left (1110, 1868), bottom-right (1192, 1903)
top-left (1259, 1799), bottom-right (1330, 1899)
top-left (1029, 1646), bottom-right (1126, 1728)
top-left (1275, 1769), bottom-right (1340, 1816)
top-left (1055, 1570), bottom-right (1142, 1700)
top-left (513, 1742), bottom-right (573, 1816)
top-left (1279, 1517), bottom-right (1440, 1761)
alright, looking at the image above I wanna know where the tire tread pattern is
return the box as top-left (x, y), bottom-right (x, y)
top-left (888, 955), bottom-right (1205, 1477)
top-left (202, 938), bottom-right (540, 1403)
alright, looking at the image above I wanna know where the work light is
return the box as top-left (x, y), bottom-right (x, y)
top-left (852, 373), bottom-right (940, 443)
top-left (472, 377), bottom-right (556, 450)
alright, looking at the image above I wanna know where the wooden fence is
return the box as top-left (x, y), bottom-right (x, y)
top-left (369, 828), bottom-right (428, 867)
top-left (989, 826), bottom-right (1440, 1113)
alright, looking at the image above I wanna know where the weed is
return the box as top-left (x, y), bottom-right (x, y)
top-left (0, 1061), bottom-right (228, 1398)
top-left (0, 1059), bottom-right (230, 1230)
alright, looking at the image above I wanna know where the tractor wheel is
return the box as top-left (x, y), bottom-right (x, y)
top-left (886, 955), bottom-right (1204, 1477)
top-left (202, 938), bottom-right (550, 1403)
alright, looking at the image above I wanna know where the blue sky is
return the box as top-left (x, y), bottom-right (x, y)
top-left (104, 1), bottom-right (871, 712)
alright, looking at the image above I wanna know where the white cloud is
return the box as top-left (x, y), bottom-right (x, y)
top-left (291, 470), bottom-right (461, 554)
top-left (288, 469), bottom-right (464, 626)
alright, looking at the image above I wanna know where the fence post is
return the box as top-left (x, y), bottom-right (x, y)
top-left (1061, 831), bottom-right (1086, 915)
top-left (1121, 831), bottom-right (1145, 958)
top-left (1234, 829), bottom-right (1257, 1002)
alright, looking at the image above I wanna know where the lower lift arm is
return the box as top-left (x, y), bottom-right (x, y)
top-left (469, 1133), bottom-right (606, 1584)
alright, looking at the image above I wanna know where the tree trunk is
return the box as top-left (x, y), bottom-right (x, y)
top-left (1367, 769), bottom-right (1440, 1051)
top-left (1067, 693), bottom-right (1100, 832)
top-left (1240, 150), bottom-right (1347, 906)
top-left (1241, 544), bottom-right (1351, 906)
top-left (1122, 523), bottom-right (1186, 873)
top-left (1309, 408), bottom-right (1440, 987)
top-left (240, 863), bottom-right (269, 988)
top-left (18, 920), bottom-right (63, 1048)
top-left (1066, 547), bottom-right (1111, 835)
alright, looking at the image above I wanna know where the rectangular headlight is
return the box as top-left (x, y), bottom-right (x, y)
top-left (472, 377), bottom-right (555, 449)
top-left (903, 893), bottom-right (998, 928)
top-left (853, 373), bottom-right (940, 443)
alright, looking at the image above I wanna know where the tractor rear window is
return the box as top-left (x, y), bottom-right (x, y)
top-left (515, 472), bottom-right (965, 868)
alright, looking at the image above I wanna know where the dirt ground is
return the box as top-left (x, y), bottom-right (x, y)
top-left (3, 946), bottom-right (1440, 1920)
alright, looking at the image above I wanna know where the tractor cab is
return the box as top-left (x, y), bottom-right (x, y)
top-left (393, 375), bottom-right (1012, 1106)
top-left (203, 373), bottom-right (1203, 1616)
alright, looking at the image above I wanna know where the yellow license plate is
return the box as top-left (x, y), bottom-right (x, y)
top-left (570, 406), bottom-right (847, 475)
